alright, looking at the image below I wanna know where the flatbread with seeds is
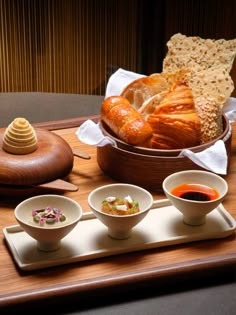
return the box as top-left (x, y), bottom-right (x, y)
top-left (163, 33), bottom-right (236, 106)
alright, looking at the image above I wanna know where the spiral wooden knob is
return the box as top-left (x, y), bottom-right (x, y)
top-left (2, 117), bottom-right (38, 154)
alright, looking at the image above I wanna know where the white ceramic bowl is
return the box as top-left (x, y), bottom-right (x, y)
top-left (14, 194), bottom-right (83, 251)
top-left (162, 170), bottom-right (228, 226)
top-left (88, 183), bottom-right (153, 239)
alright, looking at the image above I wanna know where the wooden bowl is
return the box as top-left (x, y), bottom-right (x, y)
top-left (0, 128), bottom-right (74, 193)
top-left (97, 115), bottom-right (232, 192)
top-left (100, 114), bottom-right (230, 156)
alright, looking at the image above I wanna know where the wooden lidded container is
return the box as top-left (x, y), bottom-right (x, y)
top-left (0, 127), bottom-right (74, 196)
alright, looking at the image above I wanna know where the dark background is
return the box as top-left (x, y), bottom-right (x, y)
top-left (0, 0), bottom-right (235, 95)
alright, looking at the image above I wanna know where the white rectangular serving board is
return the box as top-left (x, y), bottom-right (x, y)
top-left (3, 199), bottom-right (236, 271)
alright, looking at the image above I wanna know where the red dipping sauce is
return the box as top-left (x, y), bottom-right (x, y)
top-left (171, 183), bottom-right (220, 201)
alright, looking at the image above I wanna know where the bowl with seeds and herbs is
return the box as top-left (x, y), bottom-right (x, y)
top-left (14, 194), bottom-right (82, 251)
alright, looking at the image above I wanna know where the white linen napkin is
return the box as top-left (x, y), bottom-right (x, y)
top-left (76, 119), bottom-right (116, 147)
top-left (76, 68), bottom-right (236, 175)
top-left (179, 140), bottom-right (228, 174)
top-left (105, 68), bottom-right (145, 99)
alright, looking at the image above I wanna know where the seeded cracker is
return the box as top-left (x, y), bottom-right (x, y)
top-left (163, 33), bottom-right (236, 106)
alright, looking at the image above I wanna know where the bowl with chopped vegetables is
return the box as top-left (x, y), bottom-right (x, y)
top-left (88, 183), bottom-right (153, 239)
top-left (14, 194), bottom-right (83, 251)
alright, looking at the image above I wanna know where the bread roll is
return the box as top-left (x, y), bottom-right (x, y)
top-left (194, 95), bottom-right (223, 144)
top-left (101, 96), bottom-right (153, 145)
top-left (147, 82), bottom-right (201, 149)
top-left (120, 74), bottom-right (168, 110)
top-left (138, 91), bottom-right (168, 119)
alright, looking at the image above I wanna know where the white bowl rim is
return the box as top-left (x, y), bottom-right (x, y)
top-left (14, 194), bottom-right (83, 230)
top-left (162, 170), bottom-right (228, 203)
top-left (88, 183), bottom-right (154, 217)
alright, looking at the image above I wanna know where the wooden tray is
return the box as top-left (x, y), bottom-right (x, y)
top-left (1, 118), bottom-right (236, 308)
top-left (3, 200), bottom-right (236, 271)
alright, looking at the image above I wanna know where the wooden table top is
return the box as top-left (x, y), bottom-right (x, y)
top-left (0, 116), bottom-right (236, 308)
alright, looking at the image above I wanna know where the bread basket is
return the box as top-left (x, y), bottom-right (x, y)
top-left (97, 114), bottom-right (231, 192)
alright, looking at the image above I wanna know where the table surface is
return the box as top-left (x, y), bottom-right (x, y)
top-left (0, 116), bottom-right (236, 311)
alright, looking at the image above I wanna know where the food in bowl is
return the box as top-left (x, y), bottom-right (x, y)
top-left (101, 195), bottom-right (140, 215)
top-left (2, 117), bottom-right (38, 154)
top-left (14, 194), bottom-right (83, 251)
top-left (102, 82), bottom-right (202, 150)
top-left (101, 95), bottom-right (153, 146)
top-left (101, 34), bottom-right (236, 151)
top-left (88, 183), bottom-right (153, 239)
top-left (96, 34), bottom-right (235, 191)
top-left (32, 206), bottom-right (67, 226)
top-left (170, 183), bottom-right (220, 201)
top-left (162, 170), bottom-right (228, 225)
top-left (99, 113), bottom-right (230, 157)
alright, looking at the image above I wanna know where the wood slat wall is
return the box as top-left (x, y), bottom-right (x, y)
top-left (0, 0), bottom-right (235, 96)
top-left (0, 0), bottom-right (139, 94)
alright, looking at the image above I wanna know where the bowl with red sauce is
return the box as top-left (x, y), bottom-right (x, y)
top-left (162, 170), bottom-right (228, 225)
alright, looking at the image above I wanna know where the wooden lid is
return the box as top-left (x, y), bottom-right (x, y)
top-left (0, 128), bottom-right (74, 186)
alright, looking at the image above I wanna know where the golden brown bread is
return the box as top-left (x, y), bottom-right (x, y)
top-left (102, 78), bottom-right (222, 149)
top-left (138, 91), bottom-right (168, 120)
top-left (101, 96), bottom-right (153, 146)
top-left (194, 95), bottom-right (223, 144)
top-left (138, 81), bottom-right (223, 146)
top-left (2, 117), bottom-right (38, 154)
top-left (146, 82), bottom-right (201, 149)
top-left (120, 74), bottom-right (168, 110)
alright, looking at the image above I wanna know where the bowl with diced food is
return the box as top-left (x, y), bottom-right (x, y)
top-left (88, 183), bottom-right (153, 239)
top-left (14, 194), bottom-right (83, 251)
